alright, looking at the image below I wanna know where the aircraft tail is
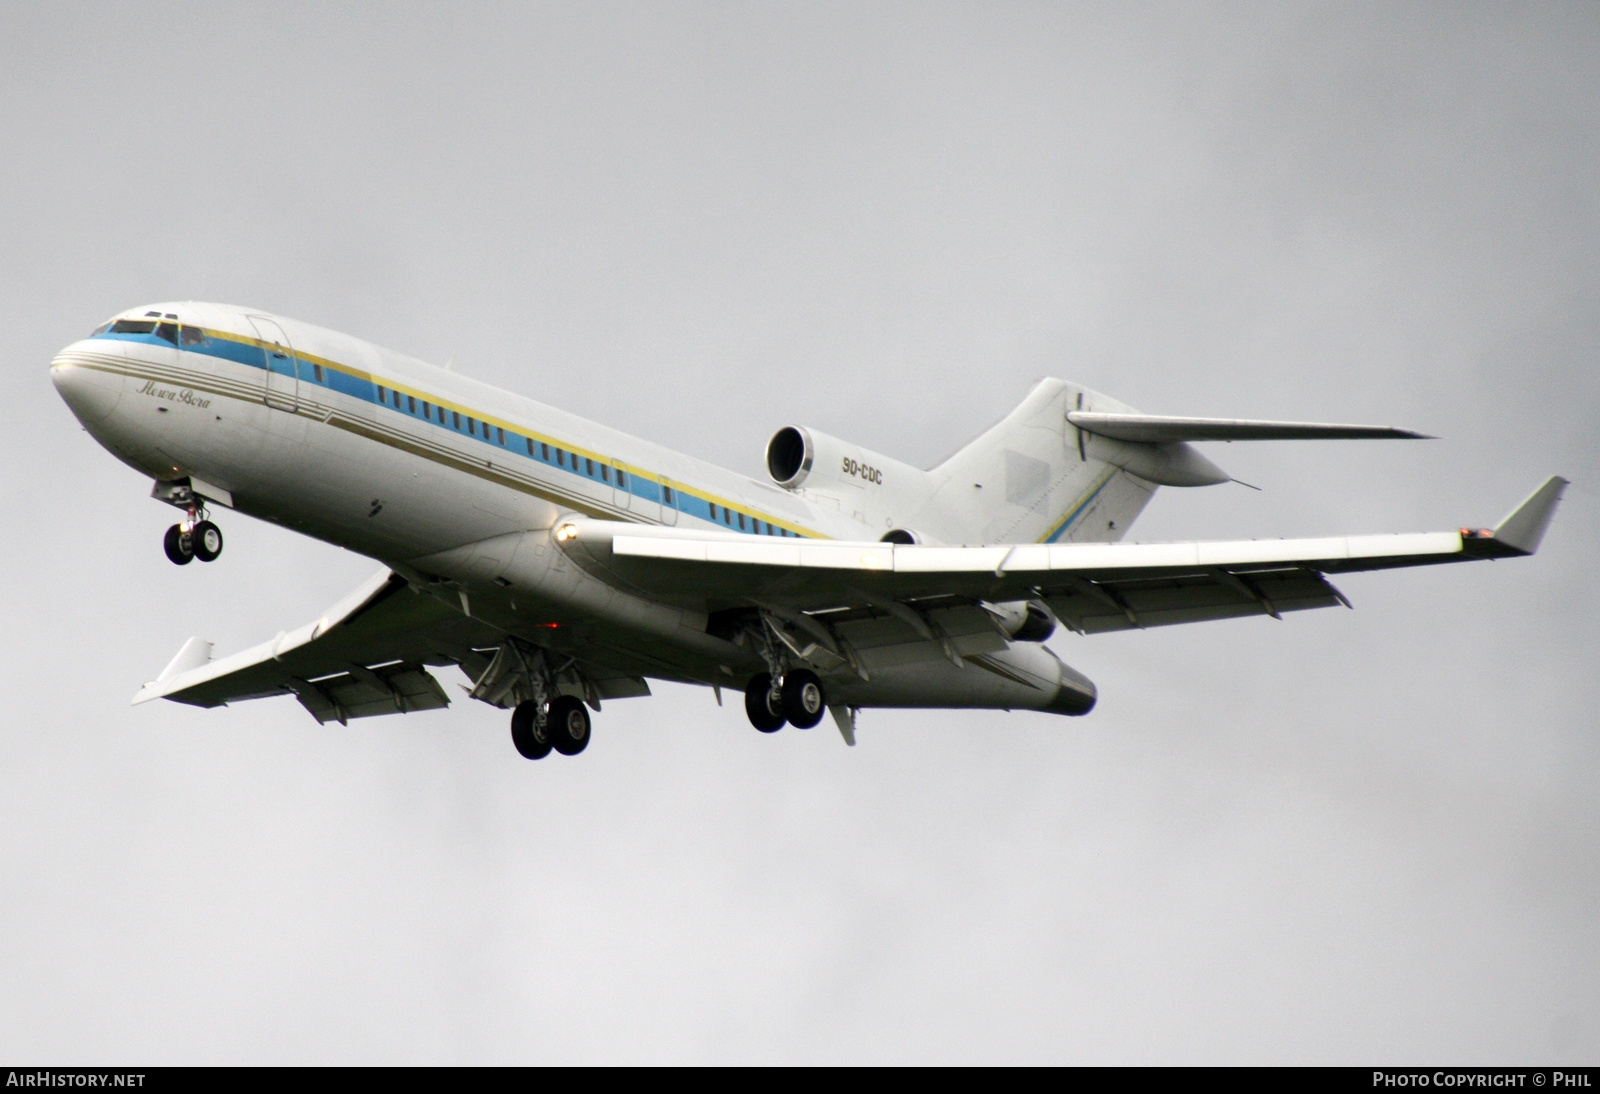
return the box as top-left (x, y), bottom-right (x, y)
top-left (898, 378), bottom-right (1431, 547)
top-left (916, 379), bottom-right (1223, 545)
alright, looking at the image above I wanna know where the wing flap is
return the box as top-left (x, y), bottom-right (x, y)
top-left (288, 663), bottom-right (452, 725)
top-left (1045, 569), bottom-right (1345, 634)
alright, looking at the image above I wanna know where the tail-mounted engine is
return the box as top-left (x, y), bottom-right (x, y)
top-left (765, 425), bottom-right (936, 532)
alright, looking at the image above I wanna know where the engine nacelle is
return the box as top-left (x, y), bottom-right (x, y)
top-left (766, 425), bottom-right (896, 490)
top-left (765, 425), bottom-right (937, 531)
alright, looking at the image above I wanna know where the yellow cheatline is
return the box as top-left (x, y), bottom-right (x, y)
top-left (199, 329), bottom-right (824, 539)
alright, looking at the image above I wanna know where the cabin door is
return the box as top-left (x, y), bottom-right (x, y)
top-left (659, 477), bottom-right (680, 526)
top-left (247, 316), bottom-right (297, 413)
top-left (611, 460), bottom-right (632, 513)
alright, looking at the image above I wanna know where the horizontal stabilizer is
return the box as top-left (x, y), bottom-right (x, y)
top-left (1489, 475), bottom-right (1568, 555)
top-left (1067, 412), bottom-right (1433, 443)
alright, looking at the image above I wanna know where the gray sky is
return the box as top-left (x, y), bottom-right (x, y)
top-left (2, 1), bottom-right (1596, 1063)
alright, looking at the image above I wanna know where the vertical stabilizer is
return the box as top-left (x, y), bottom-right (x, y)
top-left (909, 380), bottom-right (1183, 545)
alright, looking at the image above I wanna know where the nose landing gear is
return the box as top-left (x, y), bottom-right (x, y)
top-left (163, 518), bottom-right (223, 565)
top-left (153, 480), bottom-right (225, 566)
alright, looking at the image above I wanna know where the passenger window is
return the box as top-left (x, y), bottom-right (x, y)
top-left (408, 396), bottom-right (416, 413)
top-left (469, 418), bottom-right (477, 435)
top-left (155, 322), bottom-right (179, 345)
top-left (497, 427), bottom-right (505, 445)
top-left (737, 513), bottom-right (746, 530)
top-left (601, 465), bottom-right (610, 483)
top-left (541, 443), bottom-right (550, 460)
top-left (709, 503), bottom-right (718, 520)
top-left (617, 469), bottom-right (627, 488)
top-left (313, 363), bottom-right (324, 383)
top-left (663, 486), bottom-right (675, 505)
top-left (452, 411), bottom-right (460, 429)
top-left (585, 458), bottom-right (594, 476)
top-left (180, 325), bottom-right (205, 346)
top-left (425, 403), bottom-right (433, 419)
top-left (557, 450), bottom-right (566, 467)
top-left (109, 319), bottom-right (156, 334)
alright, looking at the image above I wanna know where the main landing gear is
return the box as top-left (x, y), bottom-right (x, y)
top-left (510, 695), bottom-right (591, 759)
top-left (744, 668), bottom-right (826, 732)
top-left (163, 518), bottom-right (223, 565)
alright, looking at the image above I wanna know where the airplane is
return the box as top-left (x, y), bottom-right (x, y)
top-left (50, 302), bottom-right (1567, 758)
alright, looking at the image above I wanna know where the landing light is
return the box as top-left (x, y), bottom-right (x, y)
top-left (554, 522), bottom-right (579, 543)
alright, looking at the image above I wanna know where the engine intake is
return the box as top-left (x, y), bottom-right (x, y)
top-left (767, 426), bottom-right (813, 488)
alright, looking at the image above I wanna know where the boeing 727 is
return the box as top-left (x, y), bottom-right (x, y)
top-left (50, 303), bottom-right (1567, 757)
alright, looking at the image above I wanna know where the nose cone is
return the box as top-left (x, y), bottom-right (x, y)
top-left (51, 343), bottom-right (125, 425)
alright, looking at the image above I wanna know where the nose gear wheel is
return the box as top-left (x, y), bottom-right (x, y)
top-left (157, 484), bottom-right (224, 565)
top-left (191, 520), bottom-right (223, 561)
top-left (163, 524), bottom-right (194, 565)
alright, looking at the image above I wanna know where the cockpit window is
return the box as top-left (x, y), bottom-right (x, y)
top-left (155, 322), bottom-right (179, 345)
top-left (91, 322), bottom-right (111, 336)
top-left (109, 319), bottom-right (157, 334)
top-left (180, 325), bottom-right (205, 346)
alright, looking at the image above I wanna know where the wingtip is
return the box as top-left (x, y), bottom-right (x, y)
top-left (1490, 475), bottom-right (1569, 555)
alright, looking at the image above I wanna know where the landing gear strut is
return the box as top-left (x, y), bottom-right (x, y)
top-left (740, 614), bottom-right (828, 733)
top-left (478, 642), bottom-right (599, 761)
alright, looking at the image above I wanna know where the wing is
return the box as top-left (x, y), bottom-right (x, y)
top-left (560, 476), bottom-right (1566, 633)
top-left (132, 568), bottom-right (506, 723)
top-left (1067, 411), bottom-right (1433, 442)
top-left (138, 567), bottom-right (657, 723)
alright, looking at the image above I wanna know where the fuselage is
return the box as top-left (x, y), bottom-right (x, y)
top-left (53, 302), bottom-right (1093, 713)
top-left (53, 302), bottom-right (870, 558)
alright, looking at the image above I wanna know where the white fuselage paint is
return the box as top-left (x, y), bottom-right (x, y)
top-left (52, 301), bottom-right (1090, 712)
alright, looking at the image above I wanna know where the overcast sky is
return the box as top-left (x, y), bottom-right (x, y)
top-left (2, 1), bottom-right (1596, 1064)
